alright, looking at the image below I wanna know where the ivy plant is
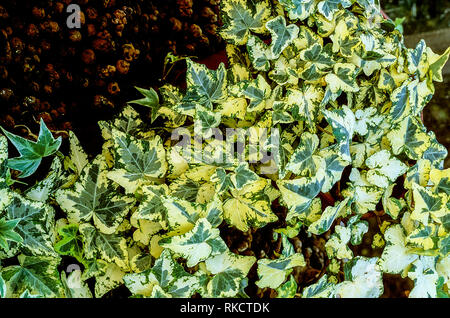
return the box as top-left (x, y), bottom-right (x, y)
top-left (0, 0), bottom-right (449, 298)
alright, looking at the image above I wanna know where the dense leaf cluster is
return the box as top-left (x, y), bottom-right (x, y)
top-left (0, 0), bottom-right (449, 298)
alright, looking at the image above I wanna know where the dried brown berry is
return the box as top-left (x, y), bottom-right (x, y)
top-left (81, 49), bottom-right (95, 64)
top-left (116, 59), bottom-right (130, 74)
top-left (107, 82), bottom-right (120, 95)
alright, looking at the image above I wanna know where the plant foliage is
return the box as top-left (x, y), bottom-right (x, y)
top-left (0, 0), bottom-right (449, 298)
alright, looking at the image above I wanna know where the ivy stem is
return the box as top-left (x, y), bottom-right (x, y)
top-left (316, 125), bottom-right (333, 136)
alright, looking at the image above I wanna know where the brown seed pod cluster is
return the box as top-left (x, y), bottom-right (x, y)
top-left (0, 0), bottom-right (223, 143)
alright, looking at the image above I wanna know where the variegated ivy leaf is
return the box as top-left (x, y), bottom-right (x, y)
top-left (333, 257), bottom-right (383, 298)
top-left (308, 197), bottom-right (351, 235)
top-left (159, 218), bottom-right (227, 267)
top-left (325, 225), bottom-right (353, 259)
top-left (343, 168), bottom-right (383, 214)
top-left (237, 74), bottom-right (272, 113)
top-left (382, 184), bottom-right (406, 219)
top-left (387, 116), bottom-right (430, 160)
top-left (330, 18), bottom-right (361, 58)
top-left (319, 145), bottom-right (348, 193)
top-left (158, 84), bottom-right (186, 128)
top-left (324, 63), bottom-right (359, 94)
top-left (256, 234), bottom-right (305, 289)
top-left (25, 157), bottom-right (62, 202)
top-left (279, 0), bottom-right (315, 21)
top-left (276, 275), bottom-right (297, 298)
top-left (317, 0), bottom-right (352, 21)
top-left (406, 223), bottom-right (439, 251)
top-left (365, 150), bottom-right (408, 189)
top-left (223, 178), bottom-right (278, 232)
top-left (108, 128), bottom-right (167, 193)
top-left (286, 85), bottom-right (324, 130)
top-left (94, 262), bottom-right (125, 298)
top-left (128, 87), bottom-right (161, 124)
top-left (428, 47), bottom-right (450, 82)
top-left (354, 107), bottom-right (384, 136)
top-left (429, 168), bottom-right (450, 195)
top-left (56, 157), bottom-right (134, 234)
top-left (411, 183), bottom-right (447, 226)
top-left (182, 59), bottom-right (227, 112)
top-left (54, 224), bottom-right (83, 263)
top-left (422, 132), bottom-right (448, 168)
top-left (123, 249), bottom-right (200, 297)
top-left (161, 195), bottom-right (203, 235)
top-left (302, 274), bottom-right (335, 298)
top-left (79, 223), bottom-right (129, 270)
top-left (266, 16), bottom-right (299, 59)
top-left (99, 106), bottom-right (144, 142)
top-left (322, 106), bottom-right (356, 162)
top-left (285, 132), bottom-right (320, 176)
top-left (0, 194), bottom-right (56, 257)
top-left (407, 256), bottom-right (440, 298)
top-left (347, 216), bottom-right (369, 246)
top-left (204, 250), bottom-right (256, 298)
top-left (61, 269), bottom-right (93, 298)
top-left (277, 165), bottom-right (326, 222)
top-left (1, 118), bottom-right (62, 178)
top-left (299, 43), bottom-right (334, 81)
top-left (0, 254), bottom-right (64, 298)
top-left (247, 36), bottom-right (273, 71)
top-left (406, 40), bottom-right (427, 76)
top-left (378, 224), bottom-right (418, 274)
top-left (220, 0), bottom-right (272, 46)
top-left (134, 184), bottom-right (169, 224)
top-left (193, 104), bottom-right (222, 136)
top-left (67, 131), bottom-right (88, 175)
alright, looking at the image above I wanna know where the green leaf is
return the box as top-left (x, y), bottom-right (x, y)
top-left (266, 16), bottom-right (299, 58)
top-left (128, 87), bottom-right (160, 124)
top-left (1, 119), bottom-right (62, 178)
